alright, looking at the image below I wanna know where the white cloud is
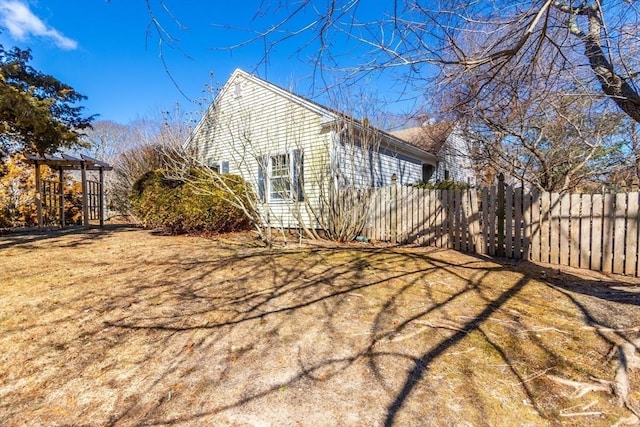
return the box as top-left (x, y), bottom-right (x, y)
top-left (0, 0), bottom-right (77, 50)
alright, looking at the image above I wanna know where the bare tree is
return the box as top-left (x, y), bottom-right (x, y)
top-left (110, 144), bottom-right (167, 216)
top-left (630, 119), bottom-right (640, 180)
top-left (165, 117), bottom-right (383, 244)
top-left (602, 116), bottom-right (640, 188)
top-left (138, 1), bottom-right (640, 126)
top-left (82, 121), bottom-right (136, 165)
top-left (437, 60), bottom-right (627, 192)
top-left (294, 88), bottom-right (392, 242)
top-left (297, 113), bottom-right (383, 242)
top-left (131, 1), bottom-right (640, 198)
top-left (82, 107), bottom-right (195, 216)
top-left (163, 148), bottom-right (283, 246)
top-left (164, 94), bottom-right (302, 246)
top-left (472, 98), bottom-right (625, 193)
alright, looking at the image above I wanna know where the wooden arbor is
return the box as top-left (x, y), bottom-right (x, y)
top-left (24, 153), bottom-right (113, 228)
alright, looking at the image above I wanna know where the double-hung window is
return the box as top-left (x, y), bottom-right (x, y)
top-left (270, 154), bottom-right (291, 200)
top-left (257, 149), bottom-right (304, 202)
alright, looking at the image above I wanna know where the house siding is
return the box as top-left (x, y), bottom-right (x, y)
top-left (190, 69), bottom-right (439, 230)
top-left (190, 71), bottom-right (331, 228)
top-left (433, 129), bottom-right (476, 186)
top-left (334, 138), bottom-right (423, 188)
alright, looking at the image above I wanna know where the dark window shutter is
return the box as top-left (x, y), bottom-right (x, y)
top-left (221, 161), bottom-right (230, 174)
top-left (292, 149), bottom-right (304, 202)
top-left (257, 155), bottom-right (267, 202)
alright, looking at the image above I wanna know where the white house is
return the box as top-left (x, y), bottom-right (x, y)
top-left (189, 68), bottom-right (441, 228)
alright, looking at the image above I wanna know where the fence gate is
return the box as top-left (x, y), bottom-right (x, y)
top-left (87, 180), bottom-right (102, 221)
top-left (40, 179), bottom-right (102, 225)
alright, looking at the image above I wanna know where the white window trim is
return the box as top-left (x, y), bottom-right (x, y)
top-left (268, 152), bottom-right (293, 202)
top-left (207, 159), bottom-right (229, 174)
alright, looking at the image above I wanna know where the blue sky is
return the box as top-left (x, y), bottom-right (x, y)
top-left (0, 0), bottom-right (427, 126)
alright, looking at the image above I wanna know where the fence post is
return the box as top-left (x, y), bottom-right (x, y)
top-left (497, 173), bottom-right (505, 257)
top-left (81, 161), bottom-right (89, 227)
top-left (58, 167), bottom-right (65, 228)
top-left (99, 169), bottom-right (105, 227)
top-left (34, 161), bottom-right (43, 227)
top-left (391, 174), bottom-right (398, 244)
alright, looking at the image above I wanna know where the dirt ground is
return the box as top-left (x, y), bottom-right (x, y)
top-left (0, 225), bottom-right (639, 426)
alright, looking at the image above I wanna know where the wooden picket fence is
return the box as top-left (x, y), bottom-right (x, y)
top-left (364, 176), bottom-right (640, 277)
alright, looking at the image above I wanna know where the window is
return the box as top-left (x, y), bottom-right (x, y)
top-left (270, 154), bottom-right (291, 200)
top-left (257, 149), bottom-right (304, 202)
top-left (207, 160), bottom-right (229, 174)
top-left (422, 164), bottom-right (435, 182)
top-left (221, 161), bottom-right (229, 174)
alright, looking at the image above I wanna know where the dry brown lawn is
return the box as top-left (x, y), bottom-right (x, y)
top-left (0, 225), bottom-right (639, 426)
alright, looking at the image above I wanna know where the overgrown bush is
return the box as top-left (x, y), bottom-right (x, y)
top-left (413, 179), bottom-right (471, 190)
top-left (130, 168), bottom-right (254, 234)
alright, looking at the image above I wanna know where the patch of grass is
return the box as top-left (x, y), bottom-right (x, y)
top-left (0, 227), bottom-right (638, 426)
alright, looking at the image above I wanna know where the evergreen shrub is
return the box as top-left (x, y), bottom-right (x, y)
top-left (130, 169), bottom-right (254, 234)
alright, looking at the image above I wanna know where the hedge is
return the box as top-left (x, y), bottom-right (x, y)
top-left (130, 169), bottom-right (254, 234)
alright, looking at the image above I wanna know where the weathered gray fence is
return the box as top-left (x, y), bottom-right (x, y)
top-left (364, 176), bottom-right (640, 277)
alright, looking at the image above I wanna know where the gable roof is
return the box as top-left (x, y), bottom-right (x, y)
top-left (193, 69), bottom-right (438, 163)
top-left (389, 122), bottom-right (455, 154)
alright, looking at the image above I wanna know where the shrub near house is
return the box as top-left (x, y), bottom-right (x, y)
top-left (130, 169), bottom-right (254, 234)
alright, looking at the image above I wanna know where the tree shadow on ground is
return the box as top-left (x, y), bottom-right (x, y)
top-left (1, 231), bottom-right (638, 426)
top-left (0, 223), bottom-right (137, 250)
top-left (103, 246), bottom-right (639, 425)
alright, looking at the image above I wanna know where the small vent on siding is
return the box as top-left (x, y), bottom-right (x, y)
top-left (234, 82), bottom-right (243, 98)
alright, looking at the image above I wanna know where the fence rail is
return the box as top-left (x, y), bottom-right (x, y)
top-left (364, 176), bottom-right (640, 277)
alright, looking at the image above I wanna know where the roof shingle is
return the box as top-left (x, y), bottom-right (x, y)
top-left (389, 122), bottom-right (455, 154)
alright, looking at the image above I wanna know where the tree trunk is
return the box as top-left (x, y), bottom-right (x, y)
top-left (580, 9), bottom-right (640, 124)
top-left (584, 37), bottom-right (640, 124)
